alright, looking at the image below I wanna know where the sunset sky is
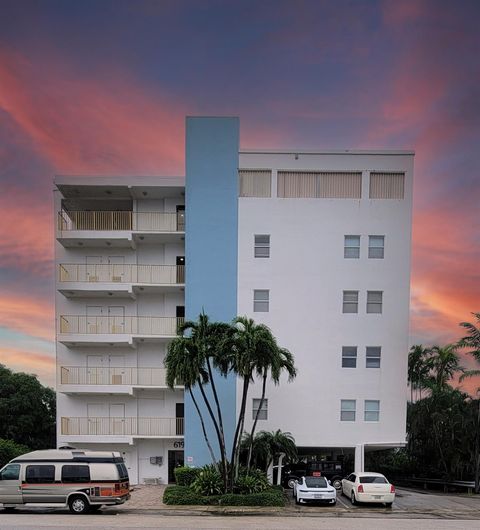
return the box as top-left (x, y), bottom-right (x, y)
top-left (0, 0), bottom-right (479, 391)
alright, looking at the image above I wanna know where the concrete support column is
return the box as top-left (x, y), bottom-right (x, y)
top-left (354, 444), bottom-right (364, 472)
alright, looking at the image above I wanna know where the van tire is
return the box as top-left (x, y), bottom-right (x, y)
top-left (68, 495), bottom-right (90, 514)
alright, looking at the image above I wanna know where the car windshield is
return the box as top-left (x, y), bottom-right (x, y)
top-left (360, 476), bottom-right (388, 484)
top-left (305, 477), bottom-right (327, 488)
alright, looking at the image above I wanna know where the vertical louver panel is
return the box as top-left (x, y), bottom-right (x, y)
top-left (239, 170), bottom-right (272, 197)
top-left (277, 172), bottom-right (362, 198)
top-left (369, 172), bottom-right (405, 199)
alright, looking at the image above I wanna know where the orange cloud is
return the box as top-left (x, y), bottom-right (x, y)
top-left (0, 346), bottom-right (55, 388)
top-left (0, 48), bottom-right (186, 175)
top-left (0, 292), bottom-right (54, 342)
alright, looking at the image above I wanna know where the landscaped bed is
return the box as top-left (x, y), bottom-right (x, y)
top-left (163, 485), bottom-right (285, 506)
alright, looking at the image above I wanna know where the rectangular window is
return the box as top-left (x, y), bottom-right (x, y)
top-left (61, 465), bottom-right (90, 483)
top-left (277, 172), bottom-right (362, 199)
top-left (340, 400), bottom-right (356, 421)
top-left (239, 170), bottom-right (272, 198)
top-left (254, 290), bottom-right (269, 312)
top-left (369, 236), bottom-right (385, 259)
top-left (253, 398), bottom-right (268, 420)
top-left (369, 172), bottom-right (405, 199)
top-left (364, 400), bottom-right (380, 421)
top-left (26, 465), bottom-right (55, 484)
top-left (342, 347), bottom-right (357, 368)
top-left (366, 347), bottom-right (381, 368)
top-left (344, 236), bottom-right (360, 258)
top-left (367, 291), bottom-right (383, 313)
top-left (343, 291), bottom-right (359, 313)
top-left (254, 235), bottom-right (270, 258)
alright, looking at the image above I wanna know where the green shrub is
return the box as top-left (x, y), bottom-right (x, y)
top-left (0, 439), bottom-right (29, 468)
top-left (191, 464), bottom-right (223, 496)
top-left (235, 472), bottom-right (270, 494)
top-left (163, 486), bottom-right (209, 505)
top-left (174, 466), bottom-right (201, 486)
top-left (218, 490), bottom-right (285, 506)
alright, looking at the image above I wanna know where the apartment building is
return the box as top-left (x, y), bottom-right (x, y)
top-left (55, 117), bottom-right (413, 483)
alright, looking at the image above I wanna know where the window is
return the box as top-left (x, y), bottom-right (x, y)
top-left (116, 463), bottom-right (129, 480)
top-left (344, 236), bottom-right (360, 258)
top-left (253, 398), bottom-right (268, 420)
top-left (340, 400), bottom-right (356, 421)
top-left (277, 172), bottom-right (362, 198)
top-left (26, 465), bottom-right (55, 484)
top-left (254, 235), bottom-right (270, 258)
top-left (239, 170), bottom-right (272, 197)
top-left (365, 400), bottom-right (380, 421)
top-left (0, 464), bottom-right (20, 481)
top-left (61, 465), bottom-right (90, 483)
top-left (342, 346), bottom-right (357, 368)
top-left (254, 290), bottom-right (269, 312)
top-left (366, 347), bottom-right (381, 368)
top-left (367, 291), bottom-right (383, 313)
top-left (343, 291), bottom-right (358, 313)
top-left (369, 172), bottom-right (405, 199)
top-left (369, 236), bottom-right (385, 259)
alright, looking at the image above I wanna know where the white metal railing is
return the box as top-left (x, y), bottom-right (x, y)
top-left (57, 210), bottom-right (185, 232)
top-left (59, 316), bottom-right (183, 335)
top-left (59, 366), bottom-right (175, 386)
top-left (59, 264), bottom-right (185, 284)
top-left (61, 417), bottom-right (184, 436)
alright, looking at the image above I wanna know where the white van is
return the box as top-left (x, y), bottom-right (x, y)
top-left (0, 449), bottom-right (130, 514)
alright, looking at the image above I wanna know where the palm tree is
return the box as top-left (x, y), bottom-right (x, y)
top-left (164, 337), bottom-right (216, 464)
top-left (426, 344), bottom-right (463, 392)
top-left (458, 312), bottom-right (480, 493)
top-left (408, 345), bottom-right (430, 401)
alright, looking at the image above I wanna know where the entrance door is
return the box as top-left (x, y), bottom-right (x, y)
top-left (108, 255), bottom-right (126, 282)
top-left (0, 463), bottom-right (22, 504)
top-left (176, 306), bottom-right (185, 334)
top-left (176, 205), bottom-right (185, 231)
top-left (87, 403), bottom-right (107, 435)
top-left (168, 451), bottom-right (184, 483)
top-left (108, 306), bottom-right (125, 333)
top-left (176, 256), bottom-right (185, 284)
top-left (176, 403), bottom-right (184, 436)
top-left (110, 403), bottom-right (126, 435)
top-left (86, 256), bottom-right (102, 282)
top-left (87, 355), bottom-right (104, 384)
top-left (109, 355), bottom-right (126, 384)
top-left (86, 306), bottom-right (103, 334)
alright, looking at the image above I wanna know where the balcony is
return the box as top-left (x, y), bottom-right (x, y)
top-left (61, 417), bottom-right (184, 439)
top-left (56, 210), bottom-right (185, 248)
top-left (59, 366), bottom-right (182, 394)
top-left (58, 264), bottom-right (185, 298)
top-left (58, 315), bottom-right (183, 347)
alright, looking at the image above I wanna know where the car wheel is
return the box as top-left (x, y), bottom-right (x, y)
top-left (385, 502), bottom-right (393, 508)
top-left (287, 478), bottom-right (297, 489)
top-left (331, 499), bottom-right (337, 506)
top-left (295, 495), bottom-right (301, 505)
top-left (332, 478), bottom-right (342, 490)
top-left (69, 495), bottom-right (90, 514)
top-left (351, 491), bottom-right (356, 505)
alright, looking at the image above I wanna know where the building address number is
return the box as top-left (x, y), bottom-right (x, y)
top-left (173, 441), bottom-right (184, 449)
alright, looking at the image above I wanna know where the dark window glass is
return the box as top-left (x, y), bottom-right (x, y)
top-left (1, 464), bottom-right (20, 480)
top-left (305, 477), bottom-right (328, 488)
top-left (342, 346), bottom-right (357, 368)
top-left (116, 463), bottom-right (129, 480)
top-left (26, 465), bottom-right (55, 484)
top-left (61, 465), bottom-right (90, 483)
top-left (360, 476), bottom-right (388, 484)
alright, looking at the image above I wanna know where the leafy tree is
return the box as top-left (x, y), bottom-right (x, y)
top-left (0, 438), bottom-right (30, 468)
top-left (0, 365), bottom-right (55, 449)
top-left (241, 430), bottom-right (297, 474)
top-left (425, 345), bottom-right (464, 392)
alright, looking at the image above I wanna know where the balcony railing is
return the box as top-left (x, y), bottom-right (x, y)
top-left (59, 316), bottom-right (183, 335)
top-left (59, 366), bottom-right (174, 387)
top-left (59, 264), bottom-right (185, 284)
top-left (61, 417), bottom-right (184, 436)
top-left (57, 210), bottom-right (185, 232)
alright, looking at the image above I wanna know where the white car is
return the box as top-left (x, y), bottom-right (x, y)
top-left (341, 472), bottom-right (395, 507)
top-left (293, 476), bottom-right (337, 505)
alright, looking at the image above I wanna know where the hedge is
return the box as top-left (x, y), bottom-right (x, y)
top-left (163, 485), bottom-right (285, 507)
top-left (174, 466), bottom-right (201, 486)
top-left (0, 439), bottom-right (29, 468)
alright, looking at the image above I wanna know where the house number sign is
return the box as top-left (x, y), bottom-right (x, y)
top-left (173, 441), bottom-right (184, 449)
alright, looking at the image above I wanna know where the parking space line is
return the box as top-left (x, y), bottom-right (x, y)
top-left (336, 494), bottom-right (351, 509)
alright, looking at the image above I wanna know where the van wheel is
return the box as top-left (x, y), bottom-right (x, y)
top-left (69, 495), bottom-right (90, 514)
top-left (287, 478), bottom-right (297, 489)
top-left (332, 478), bottom-right (342, 490)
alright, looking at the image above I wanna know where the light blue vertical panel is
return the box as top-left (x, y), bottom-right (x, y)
top-left (184, 116), bottom-right (239, 467)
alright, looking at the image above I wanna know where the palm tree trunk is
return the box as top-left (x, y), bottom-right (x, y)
top-left (246, 371), bottom-right (267, 471)
top-left (475, 399), bottom-right (480, 494)
top-left (197, 379), bottom-right (228, 491)
top-left (230, 377), bottom-right (250, 484)
top-left (188, 386), bottom-right (217, 465)
top-left (205, 357), bottom-right (227, 455)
